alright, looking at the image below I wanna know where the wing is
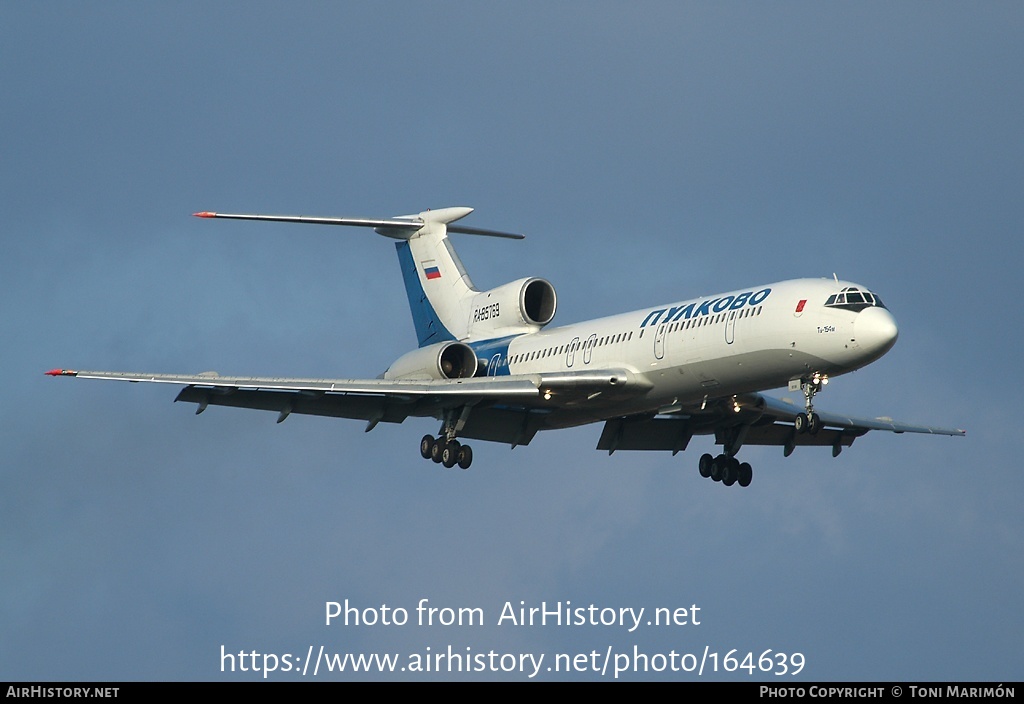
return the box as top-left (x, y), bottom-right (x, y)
top-left (45, 367), bottom-right (650, 446)
top-left (596, 392), bottom-right (965, 456)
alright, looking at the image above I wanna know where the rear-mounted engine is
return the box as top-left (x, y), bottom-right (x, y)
top-left (468, 277), bottom-right (556, 335)
top-left (383, 341), bottom-right (479, 380)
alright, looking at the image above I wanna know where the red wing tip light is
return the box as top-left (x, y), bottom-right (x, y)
top-left (192, 211), bottom-right (217, 218)
top-left (45, 368), bottom-right (77, 377)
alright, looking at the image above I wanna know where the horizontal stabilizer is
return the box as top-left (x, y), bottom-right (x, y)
top-left (192, 207), bottom-right (524, 239)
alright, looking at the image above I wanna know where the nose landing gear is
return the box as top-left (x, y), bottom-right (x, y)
top-left (794, 373), bottom-right (828, 435)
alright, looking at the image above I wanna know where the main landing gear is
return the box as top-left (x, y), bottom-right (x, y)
top-left (419, 434), bottom-right (474, 470)
top-left (418, 406), bottom-right (475, 469)
top-left (698, 453), bottom-right (753, 488)
top-left (793, 373), bottom-right (828, 435)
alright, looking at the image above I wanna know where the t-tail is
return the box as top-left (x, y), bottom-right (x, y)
top-left (192, 206), bottom-right (556, 347)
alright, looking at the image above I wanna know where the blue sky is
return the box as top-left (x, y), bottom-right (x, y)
top-left (2, 2), bottom-right (1021, 681)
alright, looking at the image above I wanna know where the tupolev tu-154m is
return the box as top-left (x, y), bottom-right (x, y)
top-left (46, 207), bottom-right (965, 486)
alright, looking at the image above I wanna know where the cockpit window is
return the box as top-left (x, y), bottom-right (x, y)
top-left (824, 286), bottom-right (887, 312)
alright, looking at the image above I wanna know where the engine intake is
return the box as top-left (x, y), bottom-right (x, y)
top-left (521, 278), bottom-right (556, 326)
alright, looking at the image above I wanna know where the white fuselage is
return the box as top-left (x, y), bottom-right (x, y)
top-left (491, 278), bottom-right (897, 424)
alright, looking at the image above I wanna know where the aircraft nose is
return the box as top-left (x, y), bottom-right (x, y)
top-left (854, 306), bottom-right (899, 359)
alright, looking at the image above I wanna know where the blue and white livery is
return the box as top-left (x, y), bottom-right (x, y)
top-left (46, 207), bottom-right (964, 485)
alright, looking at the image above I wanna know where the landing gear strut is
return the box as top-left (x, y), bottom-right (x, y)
top-left (794, 373), bottom-right (828, 435)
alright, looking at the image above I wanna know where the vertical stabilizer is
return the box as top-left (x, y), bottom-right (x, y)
top-left (391, 209), bottom-right (479, 347)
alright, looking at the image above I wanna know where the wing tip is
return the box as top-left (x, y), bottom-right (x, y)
top-left (45, 368), bottom-right (77, 377)
top-left (192, 211), bottom-right (217, 218)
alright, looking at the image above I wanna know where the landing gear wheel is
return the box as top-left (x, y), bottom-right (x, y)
top-left (710, 455), bottom-right (725, 482)
top-left (442, 440), bottom-right (460, 468)
top-left (722, 457), bottom-right (738, 486)
top-left (457, 444), bottom-right (473, 470)
top-left (795, 412), bottom-right (808, 434)
top-left (420, 434), bottom-right (435, 460)
top-left (808, 412), bottom-right (822, 435)
top-left (737, 462), bottom-right (753, 487)
top-left (698, 453), bottom-right (713, 478)
top-left (430, 438), bottom-right (445, 463)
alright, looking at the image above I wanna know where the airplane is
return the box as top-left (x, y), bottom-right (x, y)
top-left (46, 206), bottom-right (965, 486)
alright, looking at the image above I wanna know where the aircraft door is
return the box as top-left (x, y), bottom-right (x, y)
top-left (654, 322), bottom-right (667, 359)
top-left (566, 337), bottom-right (580, 368)
top-left (725, 311), bottom-right (737, 345)
top-left (583, 334), bottom-right (597, 365)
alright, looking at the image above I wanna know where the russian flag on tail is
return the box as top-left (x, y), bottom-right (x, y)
top-left (422, 260), bottom-right (442, 280)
